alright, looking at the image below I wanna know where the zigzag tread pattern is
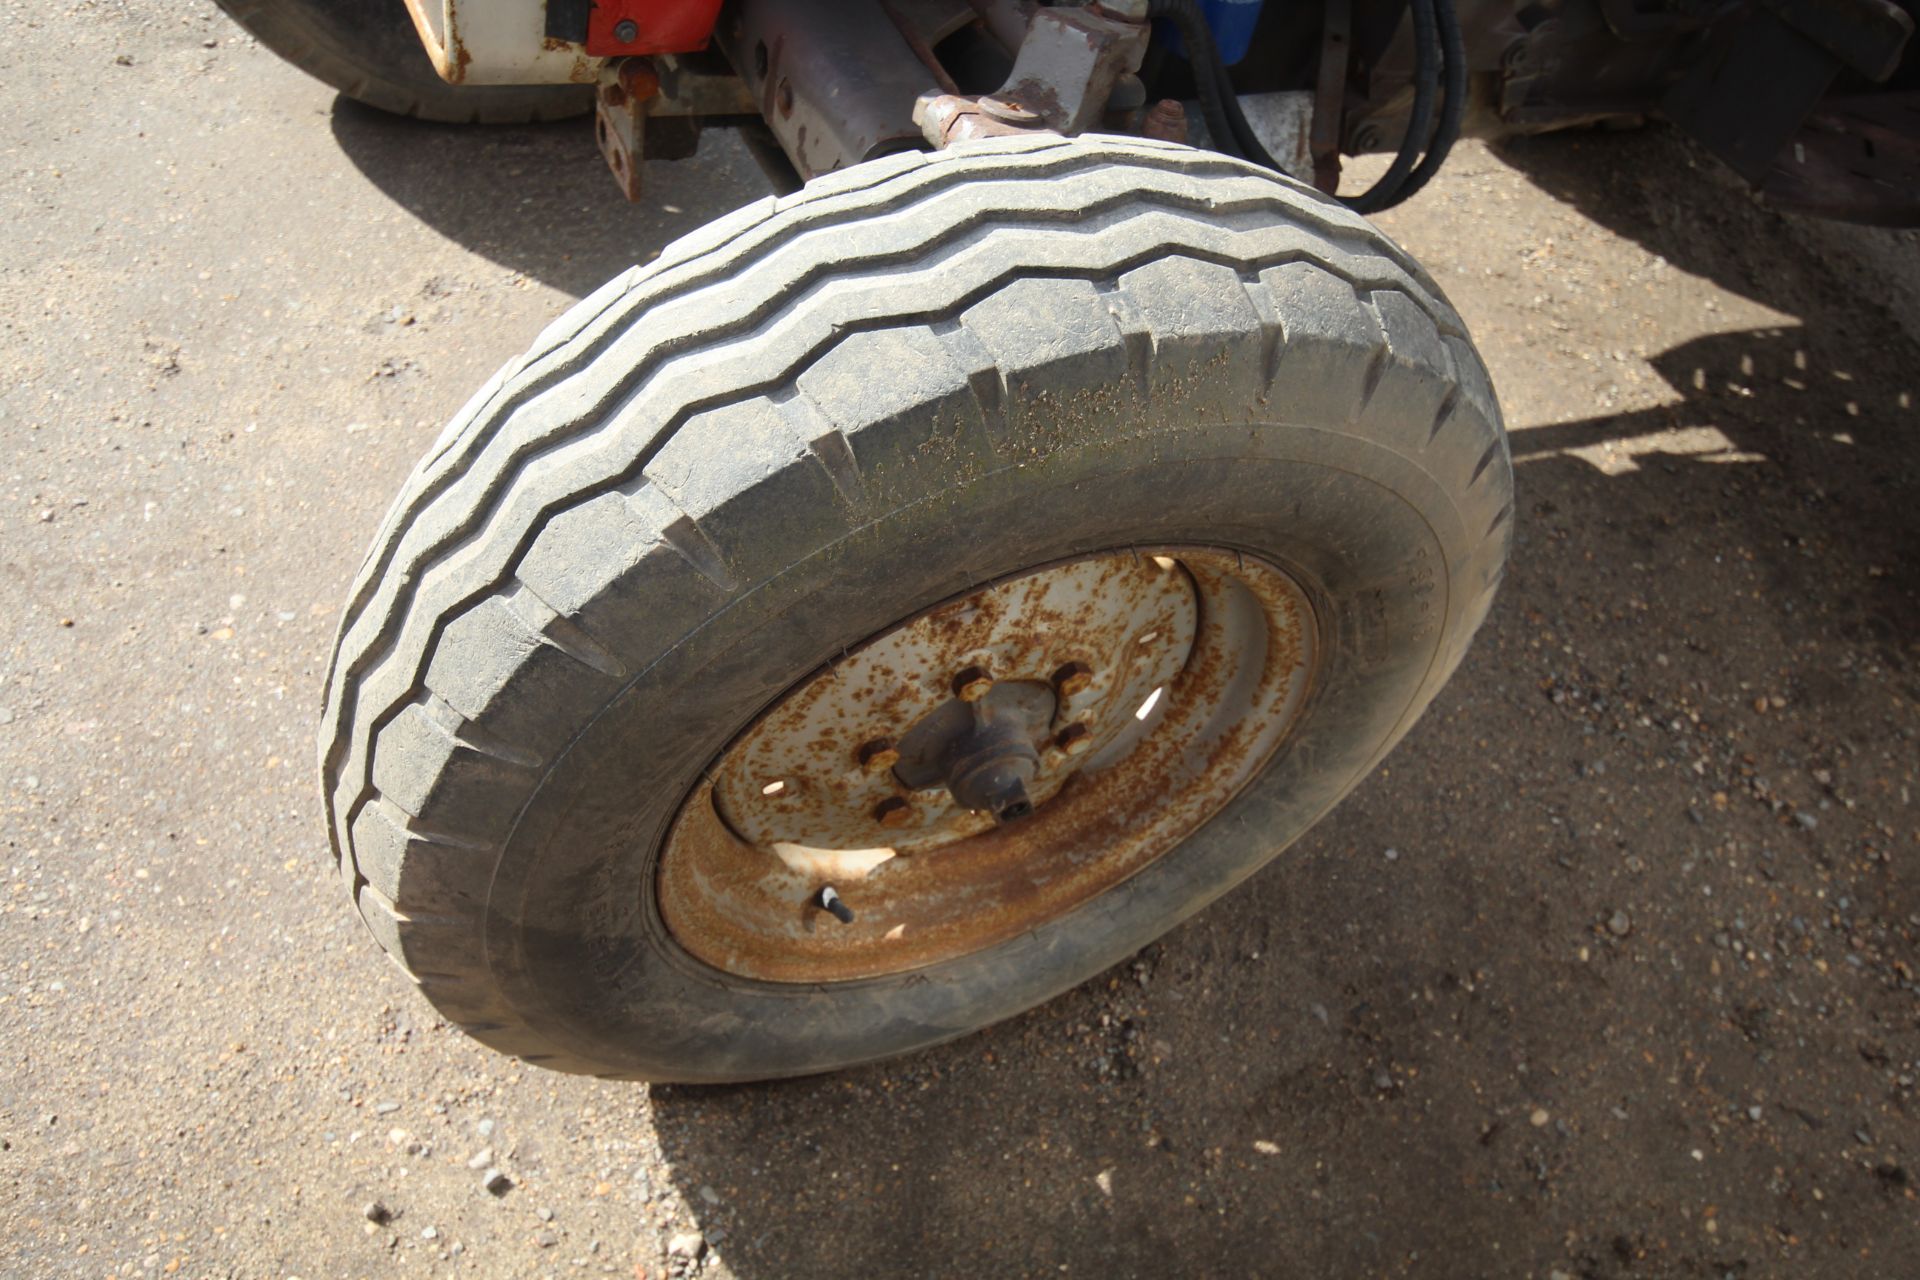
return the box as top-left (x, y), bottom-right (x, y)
top-left (318, 138), bottom-right (1511, 1030)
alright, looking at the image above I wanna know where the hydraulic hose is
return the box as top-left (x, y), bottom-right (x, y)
top-left (1343, 0), bottom-right (1438, 213)
top-left (1145, 0), bottom-right (1247, 174)
top-left (1147, 0), bottom-right (1457, 214)
top-left (1377, 0), bottom-right (1465, 207)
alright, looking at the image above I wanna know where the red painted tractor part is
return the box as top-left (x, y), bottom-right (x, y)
top-left (585, 0), bottom-right (725, 56)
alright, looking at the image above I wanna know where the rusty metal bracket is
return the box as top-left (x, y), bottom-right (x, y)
top-left (593, 56), bottom-right (732, 201)
top-left (915, 2), bottom-right (1150, 148)
top-left (1309, 0), bottom-right (1352, 193)
top-left (991, 3), bottom-right (1151, 133)
top-left (914, 93), bottom-right (1053, 144)
top-left (647, 52), bottom-right (759, 115)
top-left (594, 60), bottom-right (659, 201)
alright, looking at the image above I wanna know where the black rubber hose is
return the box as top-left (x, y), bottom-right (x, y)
top-left (1342, 0), bottom-right (1440, 213)
top-left (1378, 0), bottom-right (1465, 207)
top-left (1145, 0), bottom-right (1244, 166)
top-left (1147, 0), bottom-right (1444, 214)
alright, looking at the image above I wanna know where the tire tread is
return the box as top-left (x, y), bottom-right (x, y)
top-left (318, 137), bottom-right (1512, 1056)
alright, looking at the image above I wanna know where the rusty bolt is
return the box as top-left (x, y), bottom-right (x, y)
top-left (618, 57), bottom-right (660, 103)
top-left (978, 96), bottom-right (1038, 125)
top-left (612, 18), bottom-right (639, 44)
top-left (874, 796), bottom-right (914, 828)
top-left (1141, 99), bottom-right (1187, 144)
top-left (857, 737), bottom-right (901, 774)
top-left (952, 664), bottom-right (993, 702)
top-left (1055, 723), bottom-right (1094, 756)
top-left (1051, 661), bottom-right (1094, 698)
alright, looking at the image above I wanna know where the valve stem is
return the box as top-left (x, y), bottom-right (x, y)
top-left (818, 885), bottom-right (855, 924)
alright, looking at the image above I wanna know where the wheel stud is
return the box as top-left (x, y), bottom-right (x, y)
top-left (952, 664), bottom-right (993, 702)
top-left (1055, 722), bottom-right (1093, 755)
top-left (857, 736), bottom-right (901, 774)
top-left (1051, 661), bottom-right (1093, 698)
top-left (873, 796), bottom-right (914, 828)
top-left (818, 886), bottom-right (855, 924)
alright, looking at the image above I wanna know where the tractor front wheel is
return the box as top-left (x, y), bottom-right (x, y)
top-left (319, 135), bottom-right (1511, 1082)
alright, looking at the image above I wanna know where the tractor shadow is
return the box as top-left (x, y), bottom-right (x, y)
top-left (326, 97), bottom-right (771, 297)
top-left (1494, 121), bottom-right (1920, 329)
top-left (640, 127), bottom-right (1918, 1273)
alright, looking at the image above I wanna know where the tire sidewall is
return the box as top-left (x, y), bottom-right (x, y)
top-left (490, 417), bottom-right (1469, 1081)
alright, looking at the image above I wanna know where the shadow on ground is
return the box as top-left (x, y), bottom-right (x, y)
top-left (1496, 124), bottom-right (1919, 328)
top-left (327, 98), bottom-right (771, 297)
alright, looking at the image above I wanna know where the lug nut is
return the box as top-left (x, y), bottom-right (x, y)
top-left (873, 796), bottom-right (914, 828)
top-left (952, 664), bottom-right (993, 702)
top-left (1051, 661), bottom-right (1093, 698)
top-left (1055, 722), bottom-right (1093, 755)
top-left (857, 736), bottom-right (901, 774)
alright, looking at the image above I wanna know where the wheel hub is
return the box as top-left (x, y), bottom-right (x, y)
top-left (892, 681), bottom-right (1047, 825)
top-left (656, 547), bottom-right (1318, 983)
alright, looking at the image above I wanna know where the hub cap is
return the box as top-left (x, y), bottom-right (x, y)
top-left (657, 547), bottom-right (1317, 983)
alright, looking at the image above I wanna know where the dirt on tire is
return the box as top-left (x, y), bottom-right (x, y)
top-left (320, 134), bottom-right (1512, 1082)
top-left (0, 4), bottom-right (1915, 1276)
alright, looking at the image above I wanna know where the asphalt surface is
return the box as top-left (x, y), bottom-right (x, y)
top-left (4, 4), bottom-right (1918, 1278)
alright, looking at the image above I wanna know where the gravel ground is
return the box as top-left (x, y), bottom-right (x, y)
top-left (3, 3), bottom-right (1917, 1277)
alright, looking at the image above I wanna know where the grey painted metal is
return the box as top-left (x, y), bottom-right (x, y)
top-left (1191, 90), bottom-right (1318, 182)
top-left (715, 0), bottom-right (936, 178)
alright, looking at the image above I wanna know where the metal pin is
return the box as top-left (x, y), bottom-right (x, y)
top-left (818, 885), bottom-right (855, 924)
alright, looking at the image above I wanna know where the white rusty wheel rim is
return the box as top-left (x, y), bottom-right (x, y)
top-left (657, 547), bottom-right (1318, 983)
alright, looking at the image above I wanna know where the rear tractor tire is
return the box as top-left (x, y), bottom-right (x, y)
top-left (319, 135), bottom-right (1511, 1083)
top-left (216, 0), bottom-right (592, 124)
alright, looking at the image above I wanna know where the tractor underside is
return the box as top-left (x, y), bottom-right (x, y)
top-left (403, 0), bottom-right (1920, 223)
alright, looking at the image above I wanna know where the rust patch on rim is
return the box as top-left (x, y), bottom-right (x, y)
top-left (656, 547), bottom-right (1317, 983)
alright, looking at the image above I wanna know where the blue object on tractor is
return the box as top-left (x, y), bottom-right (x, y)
top-left (1161, 0), bottom-right (1264, 67)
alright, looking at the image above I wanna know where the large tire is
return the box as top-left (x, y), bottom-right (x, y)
top-left (320, 135), bottom-right (1511, 1082)
top-left (216, 0), bottom-right (591, 124)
